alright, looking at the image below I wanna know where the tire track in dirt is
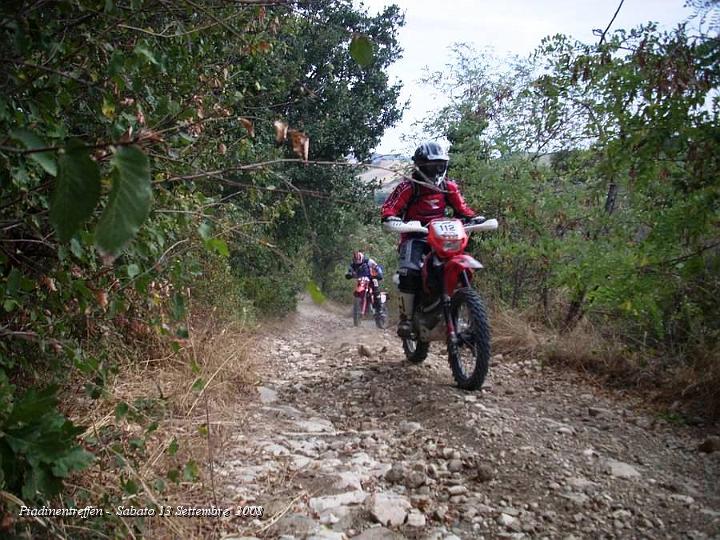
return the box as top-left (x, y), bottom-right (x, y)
top-left (217, 296), bottom-right (720, 540)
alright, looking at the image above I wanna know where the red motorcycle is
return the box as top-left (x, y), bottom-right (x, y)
top-left (353, 276), bottom-right (388, 329)
top-left (384, 217), bottom-right (498, 390)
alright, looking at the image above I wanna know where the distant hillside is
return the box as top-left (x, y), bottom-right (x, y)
top-left (359, 154), bottom-right (411, 204)
top-left (370, 153), bottom-right (408, 163)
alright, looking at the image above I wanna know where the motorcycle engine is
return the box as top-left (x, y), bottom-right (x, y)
top-left (414, 308), bottom-right (444, 341)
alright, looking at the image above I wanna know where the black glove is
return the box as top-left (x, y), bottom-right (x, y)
top-left (345, 272), bottom-right (353, 279)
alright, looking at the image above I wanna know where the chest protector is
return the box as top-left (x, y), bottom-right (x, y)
top-left (402, 180), bottom-right (448, 224)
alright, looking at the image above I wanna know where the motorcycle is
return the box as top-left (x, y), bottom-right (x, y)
top-left (353, 276), bottom-right (388, 329)
top-left (383, 217), bottom-right (499, 390)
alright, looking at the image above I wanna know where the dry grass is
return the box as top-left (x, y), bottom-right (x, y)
top-left (59, 306), bottom-right (262, 540)
top-left (544, 318), bottom-right (635, 377)
top-left (491, 306), bottom-right (544, 361)
top-left (487, 305), bottom-right (720, 421)
top-left (656, 345), bottom-right (720, 420)
top-left (540, 315), bottom-right (720, 421)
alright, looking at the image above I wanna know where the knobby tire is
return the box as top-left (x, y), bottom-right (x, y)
top-left (448, 287), bottom-right (491, 390)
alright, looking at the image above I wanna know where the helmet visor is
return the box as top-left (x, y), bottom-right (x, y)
top-left (418, 160), bottom-right (448, 183)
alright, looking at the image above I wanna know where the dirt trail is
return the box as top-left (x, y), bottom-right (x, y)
top-left (218, 296), bottom-right (720, 540)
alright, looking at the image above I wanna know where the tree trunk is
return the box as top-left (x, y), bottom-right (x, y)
top-left (511, 264), bottom-right (525, 309)
top-left (604, 181), bottom-right (618, 214)
top-left (562, 287), bottom-right (587, 333)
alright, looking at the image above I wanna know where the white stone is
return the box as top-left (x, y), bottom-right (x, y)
top-left (604, 459), bottom-right (641, 479)
top-left (295, 417), bottom-right (336, 433)
top-left (367, 492), bottom-right (412, 527)
top-left (669, 494), bottom-right (695, 505)
top-left (447, 485), bottom-right (467, 495)
top-left (309, 491), bottom-right (368, 513)
top-left (257, 386), bottom-right (278, 403)
top-left (497, 513), bottom-right (518, 528)
top-left (567, 477), bottom-right (600, 492)
top-left (307, 529), bottom-right (345, 540)
top-left (319, 512), bottom-right (339, 525)
top-left (350, 452), bottom-right (375, 466)
top-left (263, 443), bottom-right (290, 456)
top-left (334, 471), bottom-right (363, 491)
top-left (398, 421), bottom-right (423, 435)
top-left (407, 509), bottom-right (426, 527)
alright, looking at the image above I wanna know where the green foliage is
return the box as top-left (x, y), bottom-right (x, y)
top-left (0, 380), bottom-right (92, 501)
top-left (11, 129), bottom-right (57, 176)
top-left (95, 146), bottom-right (152, 257)
top-left (430, 21), bottom-right (720, 359)
top-left (306, 280), bottom-right (327, 304)
top-left (280, 0), bottom-right (404, 159)
top-left (50, 142), bottom-right (101, 242)
top-left (350, 34), bottom-right (374, 67)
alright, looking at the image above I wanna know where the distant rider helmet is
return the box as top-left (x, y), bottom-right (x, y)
top-left (412, 141), bottom-right (449, 186)
top-left (353, 251), bottom-right (364, 265)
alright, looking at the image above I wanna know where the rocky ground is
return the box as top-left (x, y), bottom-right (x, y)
top-left (216, 297), bottom-right (720, 540)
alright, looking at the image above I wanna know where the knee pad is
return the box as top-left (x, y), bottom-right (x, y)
top-left (398, 238), bottom-right (428, 272)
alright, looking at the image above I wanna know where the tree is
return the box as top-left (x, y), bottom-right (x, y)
top-left (0, 0), bottom-right (405, 520)
top-left (423, 21), bottom-right (720, 358)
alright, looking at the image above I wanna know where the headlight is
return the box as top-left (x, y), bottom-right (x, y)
top-left (443, 239), bottom-right (462, 253)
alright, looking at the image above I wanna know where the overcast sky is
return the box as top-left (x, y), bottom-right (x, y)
top-left (354, 0), bottom-right (695, 155)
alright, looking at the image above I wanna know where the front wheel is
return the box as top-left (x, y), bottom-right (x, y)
top-left (448, 287), bottom-right (491, 390)
top-left (352, 296), bottom-right (362, 326)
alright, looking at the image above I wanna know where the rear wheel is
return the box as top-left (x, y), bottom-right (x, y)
top-left (403, 336), bottom-right (429, 363)
top-left (448, 287), bottom-right (491, 390)
top-left (352, 296), bottom-right (362, 326)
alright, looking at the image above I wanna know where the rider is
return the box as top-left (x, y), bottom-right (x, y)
top-left (345, 251), bottom-right (384, 309)
top-left (381, 141), bottom-right (482, 337)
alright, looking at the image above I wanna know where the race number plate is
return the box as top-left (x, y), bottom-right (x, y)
top-left (430, 220), bottom-right (462, 239)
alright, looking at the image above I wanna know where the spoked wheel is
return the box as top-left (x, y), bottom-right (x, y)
top-left (402, 335), bottom-right (429, 364)
top-left (352, 296), bottom-right (362, 327)
top-left (448, 287), bottom-right (491, 390)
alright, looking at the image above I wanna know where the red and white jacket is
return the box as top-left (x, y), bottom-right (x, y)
top-left (381, 178), bottom-right (476, 242)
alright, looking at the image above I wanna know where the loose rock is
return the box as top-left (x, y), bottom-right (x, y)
top-left (366, 493), bottom-right (411, 527)
top-left (698, 436), bottom-right (720, 454)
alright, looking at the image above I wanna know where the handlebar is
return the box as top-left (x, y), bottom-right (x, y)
top-left (382, 219), bottom-right (428, 234)
top-left (464, 218), bottom-right (499, 232)
top-left (382, 218), bottom-right (498, 235)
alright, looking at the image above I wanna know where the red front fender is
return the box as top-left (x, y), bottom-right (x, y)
top-left (354, 278), bottom-right (369, 297)
top-left (444, 254), bottom-right (484, 294)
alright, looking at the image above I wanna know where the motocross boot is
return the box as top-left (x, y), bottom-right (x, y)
top-left (397, 292), bottom-right (414, 338)
top-left (372, 281), bottom-right (382, 311)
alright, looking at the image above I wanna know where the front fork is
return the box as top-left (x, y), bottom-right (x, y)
top-left (444, 270), bottom-right (471, 352)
